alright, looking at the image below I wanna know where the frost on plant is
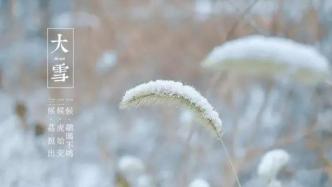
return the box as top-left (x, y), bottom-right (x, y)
top-left (202, 35), bottom-right (330, 82)
top-left (258, 149), bottom-right (290, 183)
top-left (120, 80), bottom-right (222, 138)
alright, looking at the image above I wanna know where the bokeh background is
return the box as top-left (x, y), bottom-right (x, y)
top-left (0, 0), bottom-right (332, 186)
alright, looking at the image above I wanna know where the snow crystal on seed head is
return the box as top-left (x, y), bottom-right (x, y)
top-left (120, 80), bottom-right (222, 137)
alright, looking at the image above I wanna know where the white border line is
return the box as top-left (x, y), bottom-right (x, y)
top-left (47, 28), bottom-right (49, 88)
top-left (73, 28), bottom-right (75, 88)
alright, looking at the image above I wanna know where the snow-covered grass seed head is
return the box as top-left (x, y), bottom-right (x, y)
top-left (120, 80), bottom-right (222, 138)
top-left (257, 149), bottom-right (290, 182)
top-left (202, 35), bottom-right (330, 83)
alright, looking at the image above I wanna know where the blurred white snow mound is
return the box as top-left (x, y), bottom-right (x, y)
top-left (52, 11), bottom-right (100, 28)
top-left (258, 149), bottom-right (290, 181)
top-left (0, 115), bottom-right (25, 162)
top-left (0, 114), bottom-right (50, 187)
top-left (202, 35), bottom-right (330, 82)
top-left (268, 180), bottom-right (282, 187)
top-left (73, 163), bottom-right (108, 187)
top-left (194, 0), bottom-right (213, 20)
top-left (118, 155), bottom-right (145, 176)
top-left (96, 50), bottom-right (118, 74)
top-left (137, 174), bottom-right (155, 187)
top-left (189, 178), bottom-right (210, 187)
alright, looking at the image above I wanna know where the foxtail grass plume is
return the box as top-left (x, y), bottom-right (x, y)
top-left (258, 149), bottom-right (290, 182)
top-left (120, 80), bottom-right (222, 138)
top-left (202, 35), bottom-right (330, 83)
